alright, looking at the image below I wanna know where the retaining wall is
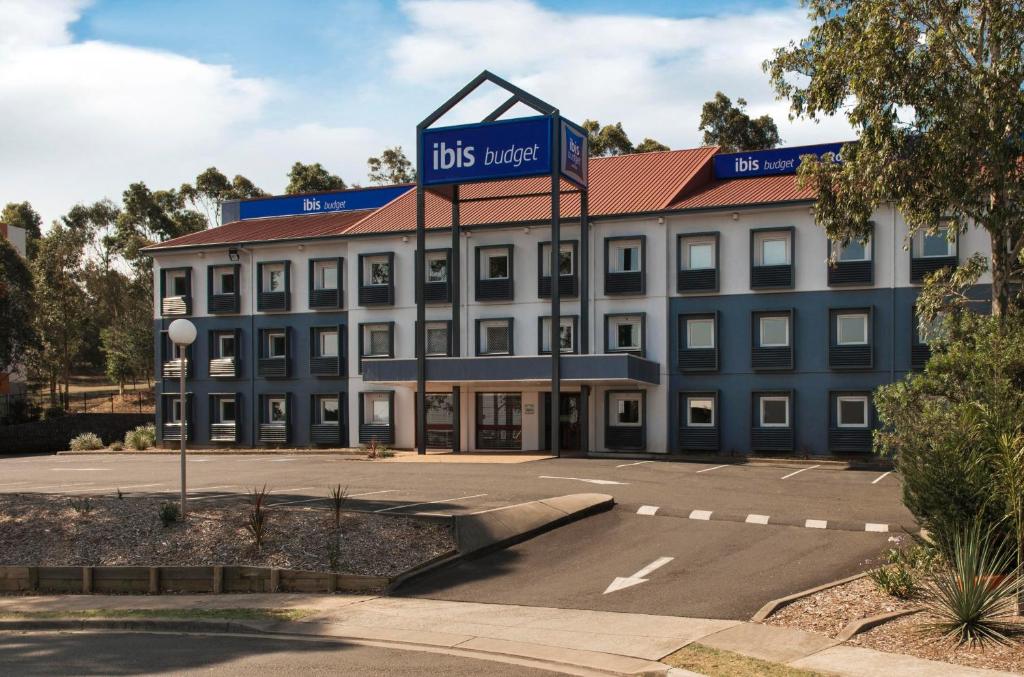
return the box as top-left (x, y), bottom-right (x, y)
top-left (0, 414), bottom-right (153, 454)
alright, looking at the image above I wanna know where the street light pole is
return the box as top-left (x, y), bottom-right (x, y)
top-left (167, 319), bottom-right (197, 518)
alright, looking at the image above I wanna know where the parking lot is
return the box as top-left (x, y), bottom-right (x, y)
top-left (0, 453), bottom-right (913, 619)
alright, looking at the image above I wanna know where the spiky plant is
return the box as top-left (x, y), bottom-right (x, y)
top-left (329, 484), bottom-right (347, 528)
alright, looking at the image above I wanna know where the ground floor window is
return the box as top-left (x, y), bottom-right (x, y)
top-left (476, 393), bottom-right (522, 450)
top-left (758, 395), bottom-right (790, 427)
top-left (316, 395), bottom-right (340, 425)
top-left (363, 392), bottom-right (392, 426)
top-left (266, 396), bottom-right (287, 423)
top-left (686, 396), bottom-right (714, 427)
top-left (836, 395), bottom-right (869, 428)
top-left (605, 390), bottom-right (646, 450)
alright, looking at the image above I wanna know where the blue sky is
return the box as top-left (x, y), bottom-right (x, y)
top-left (2, 0), bottom-right (849, 225)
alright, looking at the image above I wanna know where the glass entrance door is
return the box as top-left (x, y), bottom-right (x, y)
top-left (421, 394), bottom-right (454, 448)
top-left (476, 393), bottom-right (522, 450)
top-left (543, 393), bottom-right (581, 451)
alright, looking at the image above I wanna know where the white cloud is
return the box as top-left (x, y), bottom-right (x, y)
top-left (391, 0), bottom-right (854, 146)
top-left (0, 1), bottom-right (378, 226)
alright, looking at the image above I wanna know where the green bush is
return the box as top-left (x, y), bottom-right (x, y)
top-left (158, 502), bottom-right (180, 526)
top-left (868, 544), bottom-right (940, 599)
top-left (109, 441), bottom-right (123, 451)
top-left (124, 424), bottom-right (156, 451)
top-left (869, 563), bottom-right (918, 599)
top-left (925, 521), bottom-right (1021, 646)
top-left (69, 432), bottom-right (104, 451)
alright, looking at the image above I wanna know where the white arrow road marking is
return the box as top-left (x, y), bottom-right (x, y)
top-left (603, 557), bottom-right (674, 594)
top-left (538, 476), bottom-right (627, 486)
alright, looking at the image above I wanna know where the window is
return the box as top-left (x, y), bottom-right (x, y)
top-left (686, 318), bottom-right (715, 349)
top-left (540, 317), bottom-right (575, 354)
top-left (313, 260), bottom-right (338, 290)
top-left (167, 396), bottom-right (183, 423)
top-left (759, 396), bottom-right (789, 427)
top-left (169, 271), bottom-right (188, 296)
top-left (684, 240), bottom-right (715, 270)
top-left (476, 393), bottom-right (522, 449)
top-left (833, 238), bottom-right (870, 262)
top-left (837, 395), bottom-right (868, 428)
top-left (218, 333), bottom-right (236, 359)
top-left (267, 397), bottom-right (287, 423)
top-left (758, 236), bottom-right (789, 266)
top-left (318, 396), bottom-right (340, 425)
top-left (915, 231), bottom-right (955, 258)
top-left (918, 312), bottom-right (946, 345)
top-left (362, 324), bottom-right (392, 358)
top-left (218, 397), bottom-right (237, 424)
top-left (425, 322), bottom-right (449, 356)
top-left (686, 397), bottom-right (715, 427)
top-left (364, 256), bottom-right (391, 285)
top-left (541, 243), bottom-right (575, 276)
top-left (170, 341), bottom-right (187, 360)
top-left (607, 315), bottom-right (643, 353)
top-left (611, 241), bottom-right (641, 273)
top-left (266, 331), bottom-right (287, 358)
top-left (426, 252), bottom-right (448, 282)
top-left (364, 393), bottom-right (391, 425)
top-left (759, 316), bottom-right (789, 347)
top-left (317, 329), bottom-right (339, 357)
top-left (263, 264), bottom-right (285, 292)
top-left (481, 249), bottom-right (510, 280)
top-left (216, 269), bottom-right (236, 294)
top-left (479, 319), bottom-right (512, 355)
top-left (610, 393), bottom-right (643, 427)
top-left (836, 313), bottom-right (868, 346)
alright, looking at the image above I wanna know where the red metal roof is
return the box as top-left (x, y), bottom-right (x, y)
top-left (345, 147), bottom-right (719, 236)
top-left (668, 174), bottom-right (815, 211)
top-left (145, 209), bottom-right (377, 250)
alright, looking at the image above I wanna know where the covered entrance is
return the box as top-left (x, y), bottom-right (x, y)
top-left (543, 392), bottom-right (581, 452)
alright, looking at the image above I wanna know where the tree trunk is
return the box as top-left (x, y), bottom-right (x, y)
top-left (990, 230), bottom-right (1011, 317)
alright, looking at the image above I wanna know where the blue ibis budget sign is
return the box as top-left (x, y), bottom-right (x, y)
top-left (420, 116), bottom-right (553, 186)
top-left (713, 143), bottom-right (846, 179)
top-left (238, 185), bottom-right (410, 220)
top-left (560, 119), bottom-right (588, 188)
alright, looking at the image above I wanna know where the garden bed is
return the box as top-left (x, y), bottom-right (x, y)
top-left (0, 494), bottom-right (453, 577)
top-left (765, 574), bottom-right (1024, 674)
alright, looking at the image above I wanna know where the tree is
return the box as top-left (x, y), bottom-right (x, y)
top-left (698, 92), bottom-right (781, 152)
top-left (115, 182), bottom-right (205, 265)
top-left (100, 277), bottom-right (153, 393)
top-left (766, 1), bottom-right (1024, 316)
top-left (582, 120), bottom-right (669, 157)
top-left (0, 238), bottom-right (36, 372)
top-left (367, 146), bottom-right (415, 185)
top-left (1, 201), bottom-right (43, 259)
top-left (180, 167), bottom-right (267, 228)
top-left (285, 162), bottom-right (347, 194)
top-left (29, 224), bottom-right (89, 403)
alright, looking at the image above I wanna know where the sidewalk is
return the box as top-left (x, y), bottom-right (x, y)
top-left (0, 594), bottom-right (1016, 676)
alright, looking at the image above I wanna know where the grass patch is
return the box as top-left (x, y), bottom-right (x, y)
top-left (663, 643), bottom-right (827, 677)
top-left (0, 608), bottom-right (314, 622)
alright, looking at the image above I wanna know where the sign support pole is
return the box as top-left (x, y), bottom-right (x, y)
top-left (550, 112), bottom-right (561, 459)
top-left (415, 129), bottom-right (427, 455)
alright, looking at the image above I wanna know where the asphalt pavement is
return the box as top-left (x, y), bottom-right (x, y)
top-left (0, 631), bottom-right (563, 676)
top-left (0, 453), bottom-right (914, 620)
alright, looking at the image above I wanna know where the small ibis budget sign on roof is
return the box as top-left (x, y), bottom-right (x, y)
top-left (238, 185), bottom-right (410, 220)
top-left (713, 142), bottom-right (846, 180)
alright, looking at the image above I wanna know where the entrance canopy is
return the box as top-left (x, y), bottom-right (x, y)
top-left (363, 353), bottom-right (659, 386)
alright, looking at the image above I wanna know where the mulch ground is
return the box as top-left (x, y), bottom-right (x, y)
top-left (766, 574), bottom-right (1024, 673)
top-left (0, 494), bottom-right (454, 577)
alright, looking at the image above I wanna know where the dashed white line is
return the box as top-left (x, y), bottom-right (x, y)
top-left (688, 509), bottom-right (713, 520)
top-left (636, 505), bottom-right (660, 516)
top-left (871, 472), bottom-right (892, 485)
top-left (616, 460), bottom-right (653, 468)
top-left (805, 519), bottom-right (828, 529)
top-left (374, 493), bottom-right (487, 514)
top-left (865, 523), bottom-right (889, 533)
top-left (745, 514), bottom-right (770, 525)
top-left (780, 465), bottom-right (820, 480)
top-left (695, 465), bottom-right (727, 474)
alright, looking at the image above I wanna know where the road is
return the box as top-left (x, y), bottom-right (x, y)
top-left (0, 454), bottom-right (914, 619)
top-left (0, 631), bottom-right (563, 676)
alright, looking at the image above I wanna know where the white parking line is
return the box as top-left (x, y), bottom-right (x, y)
top-left (269, 487), bottom-right (315, 495)
top-left (13, 481), bottom-right (96, 491)
top-left (0, 481), bottom-right (32, 487)
top-left (865, 523), bottom-right (889, 533)
top-left (268, 458), bottom-right (296, 463)
top-left (616, 460), bottom-right (653, 468)
top-left (636, 505), bottom-right (660, 516)
top-left (871, 471), bottom-right (892, 485)
top-left (270, 489), bottom-right (399, 507)
top-left (688, 509), bottom-right (713, 520)
top-left (745, 514), bottom-right (770, 525)
top-left (780, 465), bottom-right (819, 480)
top-left (64, 483), bottom-right (162, 494)
top-left (538, 476), bottom-right (627, 486)
top-left (805, 519), bottom-right (828, 529)
top-left (374, 493), bottom-right (487, 514)
top-left (695, 465), bottom-right (727, 474)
